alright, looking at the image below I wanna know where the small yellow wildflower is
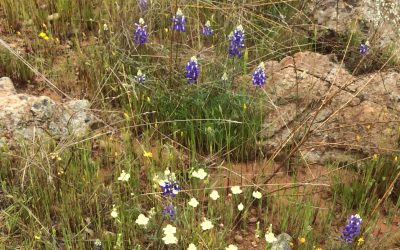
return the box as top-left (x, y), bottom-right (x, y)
top-left (243, 103), bottom-right (247, 111)
top-left (43, 36), bottom-right (49, 40)
top-left (123, 112), bottom-right (129, 119)
top-left (357, 237), bottom-right (364, 246)
top-left (147, 96), bottom-right (151, 103)
top-left (315, 248), bottom-right (323, 250)
top-left (34, 235), bottom-right (41, 240)
top-left (16, 31), bottom-right (21, 36)
top-left (165, 28), bottom-right (169, 33)
top-left (143, 150), bottom-right (153, 158)
top-left (298, 237), bottom-right (306, 244)
top-left (38, 32), bottom-right (47, 38)
top-left (395, 156), bottom-right (398, 162)
top-left (373, 154), bottom-right (379, 161)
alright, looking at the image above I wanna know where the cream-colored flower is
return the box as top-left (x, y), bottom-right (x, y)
top-left (200, 218), bottom-right (214, 231)
top-left (209, 190), bottom-right (220, 200)
top-left (162, 233), bottom-right (178, 244)
top-left (188, 197), bottom-right (199, 208)
top-left (192, 168), bottom-right (208, 180)
top-left (252, 190), bottom-right (262, 199)
top-left (117, 170), bottom-right (130, 182)
top-left (231, 186), bottom-right (242, 194)
top-left (226, 244), bottom-right (238, 250)
top-left (135, 214), bottom-right (149, 227)
top-left (110, 206), bottom-right (118, 218)
top-left (265, 224), bottom-right (277, 243)
top-left (187, 243), bottom-right (197, 250)
top-left (237, 203), bottom-right (244, 211)
top-left (163, 224), bottom-right (177, 235)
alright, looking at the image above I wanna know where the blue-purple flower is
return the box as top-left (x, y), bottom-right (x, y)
top-left (138, 0), bottom-right (148, 11)
top-left (340, 214), bottom-right (362, 243)
top-left (160, 180), bottom-right (181, 197)
top-left (202, 20), bottom-right (213, 36)
top-left (134, 18), bottom-right (148, 45)
top-left (135, 69), bottom-right (146, 84)
top-left (252, 62), bottom-right (267, 87)
top-left (185, 56), bottom-right (200, 84)
top-left (359, 43), bottom-right (369, 55)
top-left (162, 203), bottom-right (176, 219)
top-left (228, 25), bottom-right (245, 57)
top-left (173, 8), bottom-right (185, 32)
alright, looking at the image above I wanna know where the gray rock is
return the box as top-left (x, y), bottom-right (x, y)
top-left (271, 233), bottom-right (292, 250)
top-left (0, 77), bottom-right (94, 146)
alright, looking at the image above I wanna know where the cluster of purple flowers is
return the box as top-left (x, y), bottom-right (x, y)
top-left (228, 25), bottom-right (245, 57)
top-left (173, 8), bottom-right (185, 32)
top-left (162, 203), bottom-right (176, 219)
top-left (185, 56), bottom-right (200, 84)
top-left (160, 180), bottom-right (181, 197)
top-left (134, 18), bottom-right (148, 46)
top-left (359, 43), bottom-right (369, 55)
top-left (252, 62), bottom-right (267, 87)
top-left (202, 20), bottom-right (214, 36)
top-left (340, 214), bottom-right (362, 243)
top-left (135, 69), bottom-right (146, 84)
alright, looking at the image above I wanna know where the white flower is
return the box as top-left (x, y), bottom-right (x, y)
top-left (148, 207), bottom-right (156, 218)
top-left (200, 218), bottom-right (214, 231)
top-left (163, 224), bottom-right (177, 235)
top-left (176, 8), bottom-right (183, 16)
top-left (209, 190), bottom-right (220, 200)
top-left (164, 168), bottom-right (171, 176)
top-left (252, 191), bottom-right (262, 199)
top-left (265, 224), bottom-right (277, 243)
top-left (117, 170), bottom-right (130, 182)
top-left (226, 244), bottom-right (238, 250)
top-left (231, 186), bottom-right (242, 194)
top-left (192, 168), bottom-right (208, 180)
top-left (135, 214), bottom-right (149, 227)
top-left (110, 206), bottom-right (118, 218)
top-left (221, 72), bottom-right (228, 81)
top-left (237, 203), bottom-right (244, 211)
top-left (188, 197), bottom-right (199, 208)
top-left (162, 233), bottom-right (178, 245)
top-left (139, 18), bottom-right (145, 25)
top-left (103, 23), bottom-right (109, 31)
top-left (187, 243), bottom-right (197, 250)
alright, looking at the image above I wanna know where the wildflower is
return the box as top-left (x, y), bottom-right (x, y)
top-left (160, 180), bottom-right (181, 197)
top-left (252, 62), bottom-right (267, 87)
top-left (231, 185), bottom-right (242, 194)
top-left (38, 32), bottom-right (49, 40)
top-left (143, 150), bottom-right (152, 158)
top-left (221, 72), bottom-right (228, 81)
top-left (200, 218), bottom-right (214, 231)
top-left (148, 207), bottom-right (156, 218)
top-left (299, 237), bottom-right (306, 244)
top-left (185, 56), bottom-right (200, 84)
top-left (172, 8), bottom-right (185, 32)
top-left (228, 25), bottom-right (245, 57)
top-left (265, 224), bottom-right (277, 243)
top-left (237, 203), bottom-right (244, 211)
top-left (192, 168), bottom-right (207, 179)
top-left (135, 69), bottom-right (146, 84)
top-left (110, 206), bottom-right (118, 218)
top-left (188, 197), bottom-right (199, 208)
top-left (315, 248), bottom-right (323, 250)
top-left (34, 235), bottom-right (41, 240)
top-left (255, 221), bottom-right (261, 238)
top-left (103, 24), bottom-right (109, 31)
top-left (162, 233), bottom-right (178, 244)
top-left (187, 243), bottom-right (197, 250)
top-left (359, 43), bottom-right (369, 55)
top-left (340, 214), bottom-right (362, 243)
top-left (94, 239), bottom-right (102, 249)
top-left (252, 190), bottom-right (262, 199)
top-left (135, 214), bottom-right (149, 227)
top-left (202, 20), bottom-right (214, 36)
top-left (163, 224), bottom-right (177, 235)
top-left (117, 170), bottom-right (130, 182)
top-left (357, 237), bottom-right (364, 246)
top-left (163, 204), bottom-right (176, 219)
top-left (17, 31), bottom-right (21, 36)
top-left (138, 0), bottom-right (148, 11)
top-left (209, 190), bottom-right (220, 200)
top-left (226, 245), bottom-right (238, 250)
top-left (134, 18), bottom-right (148, 45)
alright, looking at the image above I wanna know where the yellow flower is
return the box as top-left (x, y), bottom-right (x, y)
top-left (373, 154), bottom-right (379, 161)
top-left (124, 112), bottom-right (129, 119)
top-left (17, 31), bottom-right (21, 36)
top-left (315, 248), bottom-right (322, 250)
top-left (243, 103), bottom-right (247, 111)
top-left (357, 237), bottom-right (364, 246)
top-left (34, 235), bottom-right (41, 240)
top-left (147, 96), bottom-right (151, 103)
top-left (165, 28), bottom-right (169, 33)
top-left (143, 150), bottom-right (153, 158)
top-left (298, 237), bottom-right (306, 244)
top-left (38, 32), bottom-right (47, 38)
top-left (43, 35), bottom-right (49, 40)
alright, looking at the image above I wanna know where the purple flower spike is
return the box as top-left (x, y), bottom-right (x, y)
top-left (173, 8), bottom-right (185, 32)
top-left (202, 20), bottom-right (213, 36)
top-left (228, 25), bottom-right (245, 57)
top-left (134, 18), bottom-right (148, 45)
top-left (185, 56), bottom-right (200, 84)
top-left (252, 62), bottom-right (267, 87)
top-left (340, 214), bottom-right (362, 243)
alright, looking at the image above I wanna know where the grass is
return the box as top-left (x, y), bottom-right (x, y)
top-left (1, 0), bottom-right (400, 249)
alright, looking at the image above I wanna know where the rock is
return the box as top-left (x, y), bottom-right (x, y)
top-left (0, 77), bottom-right (94, 147)
top-left (271, 233), bottom-right (292, 250)
top-left (262, 51), bottom-right (400, 164)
